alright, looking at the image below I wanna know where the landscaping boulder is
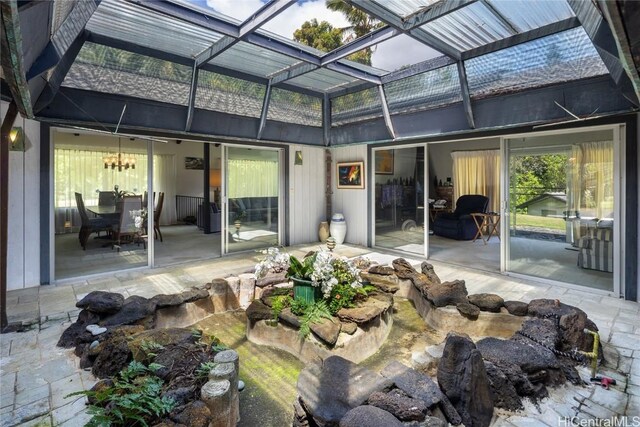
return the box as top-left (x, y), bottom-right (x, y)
top-left (360, 271), bottom-right (399, 294)
top-left (151, 294), bottom-right (185, 308)
top-left (341, 321), bottom-right (357, 335)
top-left (279, 308), bottom-right (301, 329)
top-left (339, 406), bottom-right (403, 427)
top-left (297, 356), bottom-right (392, 426)
top-left (57, 311), bottom-right (99, 348)
top-left (392, 258), bottom-right (418, 280)
top-left (380, 361), bottom-right (445, 409)
top-left (170, 400), bottom-right (211, 427)
top-left (456, 303), bottom-right (480, 320)
top-left (367, 389), bottom-right (427, 421)
top-left (128, 328), bottom-right (197, 361)
top-left (437, 333), bottom-right (493, 427)
top-left (310, 317), bottom-right (342, 346)
top-left (245, 300), bottom-right (273, 322)
top-left (483, 361), bottom-right (523, 411)
top-left (425, 280), bottom-right (468, 307)
top-left (256, 271), bottom-right (287, 287)
top-left (100, 296), bottom-right (158, 328)
top-left (368, 265), bottom-right (395, 276)
top-left (76, 291), bottom-right (125, 314)
top-left (504, 301), bottom-right (528, 316)
top-left (420, 262), bottom-right (441, 285)
top-left (337, 293), bottom-right (393, 324)
top-left (467, 294), bottom-right (504, 313)
top-left (91, 334), bottom-right (132, 378)
top-left (476, 337), bottom-right (559, 374)
top-left (513, 318), bottom-right (560, 349)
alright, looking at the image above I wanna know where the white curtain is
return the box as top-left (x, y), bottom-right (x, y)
top-left (228, 159), bottom-right (278, 197)
top-left (451, 150), bottom-right (500, 213)
top-left (153, 154), bottom-right (177, 225)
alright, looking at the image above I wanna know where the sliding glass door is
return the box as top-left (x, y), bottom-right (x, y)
top-left (372, 145), bottom-right (426, 256)
top-left (223, 146), bottom-right (282, 254)
top-left (505, 129), bottom-right (617, 292)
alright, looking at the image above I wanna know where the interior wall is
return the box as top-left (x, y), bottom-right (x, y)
top-left (289, 145), bottom-right (325, 245)
top-left (1, 101), bottom-right (41, 290)
top-left (374, 147), bottom-right (417, 185)
top-left (331, 145), bottom-right (368, 246)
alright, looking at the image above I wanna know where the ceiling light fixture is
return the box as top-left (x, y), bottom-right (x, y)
top-left (103, 137), bottom-right (136, 171)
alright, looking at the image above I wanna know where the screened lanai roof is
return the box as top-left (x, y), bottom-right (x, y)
top-left (2, 0), bottom-right (638, 145)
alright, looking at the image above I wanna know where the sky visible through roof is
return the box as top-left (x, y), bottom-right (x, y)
top-left (188, 0), bottom-right (441, 71)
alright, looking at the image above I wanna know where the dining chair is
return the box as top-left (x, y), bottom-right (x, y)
top-left (98, 191), bottom-right (116, 206)
top-left (112, 195), bottom-right (143, 251)
top-left (154, 192), bottom-right (164, 242)
top-left (75, 192), bottom-right (112, 250)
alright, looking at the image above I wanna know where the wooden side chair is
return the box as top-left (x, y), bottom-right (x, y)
top-left (154, 192), bottom-right (164, 242)
top-left (75, 192), bottom-right (112, 250)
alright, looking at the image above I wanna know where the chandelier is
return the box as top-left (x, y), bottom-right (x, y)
top-left (104, 137), bottom-right (136, 171)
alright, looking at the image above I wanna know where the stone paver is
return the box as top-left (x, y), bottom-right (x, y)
top-left (0, 243), bottom-right (638, 426)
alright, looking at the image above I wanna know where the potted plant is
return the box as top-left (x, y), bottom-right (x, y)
top-left (233, 210), bottom-right (246, 235)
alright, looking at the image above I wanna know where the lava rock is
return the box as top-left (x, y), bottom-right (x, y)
top-left (151, 294), bottom-right (185, 308)
top-left (91, 335), bottom-right (132, 378)
top-left (341, 321), bottom-right (358, 335)
top-left (483, 361), bottom-right (523, 411)
top-left (368, 265), bottom-right (395, 275)
top-left (392, 258), bottom-right (418, 280)
top-left (163, 386), bottom-right (196, 407)
top-left (380, 361), bottom-right (444, 408)
top-left (476, 337), bottom-right (559, 374)
top-left (360, 271), bottom-right (399, 294)
top-left (437, 333), bottom-right (493, 427)
top-left (514, 318), bottom-right (560, 349)
top-left (456, 303), bottom-right (480, 320)
top-left (279, 308), bottom-right (301, 329)
top-left (367, 389), bottom-right (427, 421)
top-left (76, 291), bottom-right (124, 314)
top-left (467, 294), bottom-right (504, 313)
top-left (170, 400), bottom-right (211, 427)
top-left (420, 262), bottom-right (441, 285)
top-left (57, 321), bottom-right (90, 348)
top-left (245, 300), bottom-right (273, 322)
top-left (100, 296), bottom-right (157, 328)
top-left (339, 405), bottom-right (403, 427)
top-left (425, 280), bottom-right (468, 307)
top-left (337, 293), bottom-right (393, 324)
top-left (403, 416), bottom-right (447, 427)
top-left (310, 317), bottom-right (341, 346)
top-left (128, 328), bottom-right (197, 361)
top-left (179, 288), bottom-right (210, 304)
top-left (504, 301), bottom-right (529, 316)
top-left (297, 356), bottom-right (393, 426)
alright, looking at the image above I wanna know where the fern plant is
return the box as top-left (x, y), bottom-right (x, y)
top-left (66, 361), bottom-right (175, 427)
top-left (298, 300), bottom-right (333, 339)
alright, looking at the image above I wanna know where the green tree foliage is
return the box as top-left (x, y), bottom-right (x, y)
top-left (293, 19), bottom-right (343, 52)
top-left (512, 154), bottom-right (568, 210)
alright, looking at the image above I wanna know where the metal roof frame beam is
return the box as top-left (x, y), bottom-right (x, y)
top-left (378, 85), bottom-right (396, 139)
top-left (327, 81), bottom-right (377, 99)
top-left (381, 55), bottom-right (455, 84)
top-left (320, 26), bottom-right (400, 65)
top-left (0, 0), bottom-right (33, 117)
top-left (26, 0), bottom-right (101, 81)
top-left (457, 61), bottom-right (475, 128)
top-left (461, 17), bottom-right (580, 60)
top-left (195, 36), bottom-right (238, 67)
top-left (568, 0), bottom-right (638, 105)
top-left (323, 93), bottom-right (330, 146)
top-left (257, 80), bottom-right (272, 140)
top-left (478, 0), bottom-right (518, 34)
top-left (185, 62), bottom-right (198, 132)
top-left (270, 62), bottom-right (318, 85)
top-left (402, 0), bottom-right (477, 30)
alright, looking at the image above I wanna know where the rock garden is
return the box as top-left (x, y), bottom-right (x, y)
top-left (56, 247), bottom-right (608, 427)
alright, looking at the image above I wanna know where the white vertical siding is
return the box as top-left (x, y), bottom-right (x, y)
top-left (2, 102), bottom-right (41, 290)
top-left (288, 145), bottom-right (326, 245)
top-left (331, 145), bottom-right (368, 246)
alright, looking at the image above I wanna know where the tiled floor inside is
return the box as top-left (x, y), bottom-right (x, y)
top-left (1, 243), bottom-right (638, 426)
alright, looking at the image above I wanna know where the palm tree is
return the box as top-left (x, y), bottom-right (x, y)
top-left (325, 0), bottom-right (383, 65)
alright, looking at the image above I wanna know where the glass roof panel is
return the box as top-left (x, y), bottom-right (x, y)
top-left (268, 88), bottom-right (322, 127)
top-left (485, 0), bottom-right (574, 32)
top-left (196, 70), bottom-right (266, 118)
top-left (209, 41), bottom-right (300, 78)
top-left (350, 34), bottom-right (442, 73)
top-left (176, 0), bottom-right (255, 23)
top-left (419, 1), bottom-right (514, 51)
top-left (62, 42), bottom-right (192, 106)
top-left (466, 27), bottom-right (608, 99)
top-left (384, 64), bottom-right (461, 114)
top-left (332, 87), bottom-right (383, 126)
top-left (286, 68), bottom-right (359, 92)
top-left (375, 0), bottom-right (442, 18)
top-left (87, 0), bottom-right (223, 58)
top-left (52, 0), bottom-right (76, 34)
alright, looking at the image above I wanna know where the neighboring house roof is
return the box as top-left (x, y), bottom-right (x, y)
top-left (516, 192), bottom-right (567, 209)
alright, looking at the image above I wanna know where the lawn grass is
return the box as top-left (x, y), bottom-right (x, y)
top-left (511, 213), bottom-right (566, 231)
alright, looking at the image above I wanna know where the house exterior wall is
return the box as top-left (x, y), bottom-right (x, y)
top-left (525, 199), bottom-right (566, 216)
top-left (1, 101), bottom-right (41, 290)
top-left (288, 145), bottom-right (325, 245)
top-left (331, 145), bottom-right (368, 246)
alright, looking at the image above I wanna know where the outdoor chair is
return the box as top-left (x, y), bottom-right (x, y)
top-left (433, 194), bottom-right (489, 240)
top-left (75, 192), bottom-right (113, 250)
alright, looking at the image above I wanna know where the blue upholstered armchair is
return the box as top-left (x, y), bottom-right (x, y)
top-left (433, 194), bottom-right (489, 240)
